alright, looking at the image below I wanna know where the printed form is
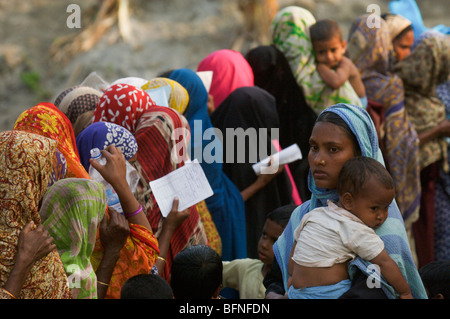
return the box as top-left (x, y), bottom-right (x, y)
top-left (149, 159), bottom-right (214, 217)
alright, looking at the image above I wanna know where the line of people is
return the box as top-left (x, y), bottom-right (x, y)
top-left (0, 3), bottom-right (449, 300)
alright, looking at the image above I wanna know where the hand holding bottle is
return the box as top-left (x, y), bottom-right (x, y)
top-left (89, 145), bottom-right (128, 191)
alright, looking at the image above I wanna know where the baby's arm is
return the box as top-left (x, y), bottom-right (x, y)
top-left (345, 57), bottom-right (366, 98)
top-left (370, 250), bottom-right (413, 299)
top-left (316, 58), bottom-right (352, 90)
top-left (317, 57), bottom-right (366, 98)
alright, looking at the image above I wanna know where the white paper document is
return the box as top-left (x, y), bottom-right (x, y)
top-left (196, 71), bottom-right (213, 93)
top-left (149, 159), bottom-right (214, 217)
top-left (252, 143), bottom-right (302, 175)
top-left (144, 85), bottom-right (171, 108)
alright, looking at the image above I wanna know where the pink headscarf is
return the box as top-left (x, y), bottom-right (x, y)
top-left (197, 49), bottom-right (254, 109)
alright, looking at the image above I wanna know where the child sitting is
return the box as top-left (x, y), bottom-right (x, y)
top-left (222, 204), bottom-right (296, 298)
top-left (287, 156), bottom-right (412, 299)
top-left (310, 19), bottom-right (367, 107)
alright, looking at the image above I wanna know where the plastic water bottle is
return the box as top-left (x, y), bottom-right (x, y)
top-left (89, 148), bottom-right (123, 214)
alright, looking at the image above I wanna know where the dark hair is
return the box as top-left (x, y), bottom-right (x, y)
top-left (419, 260), bottom-right (450, 299)
top-left (267, 204), bottom-right (296, 228)
top-left (120, 274), bottom-right (173, 299)
top-left (337, 156), bottom-right (395, 197)
top-left (310, 19), bottom-right (342, 43)
top-left (316, 111), bottom-right (361, 156)
top-left (171, 245), bottom-right (222, 299)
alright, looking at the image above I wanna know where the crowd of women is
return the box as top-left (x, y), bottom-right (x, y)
top-left (0, 3), bottom-right (448, 299)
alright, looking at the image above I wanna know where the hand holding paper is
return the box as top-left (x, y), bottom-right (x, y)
top-left (149, 159), bottom-right (214, 217)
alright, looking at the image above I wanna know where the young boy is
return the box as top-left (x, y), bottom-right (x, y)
top-left (221, 204), bottom-right (296, 299)
top-left (170, 244), bottom-right (223, 299)
top-left (287, 156), bottom-right (413, 299)
top-left (120, 274), bottom-right (174, 299)
top-left (310, 19), bottom-right (367, 107)
top-left (419, 260), bottom-right (450, 299)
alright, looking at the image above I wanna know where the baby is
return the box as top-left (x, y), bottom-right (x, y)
top-left (287, 156), bottom-right (412, 299)
top-left (310, 19), bottom-right (367, 107)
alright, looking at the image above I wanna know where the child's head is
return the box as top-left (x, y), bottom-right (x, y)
top-left (337, 156), bottom-right (395, 229)
top-left (258, 204), bottom-right (296, 265)
top-left (120, 274), bottom-right (173, 299)
top-left (310, 19), bottom-right (346, 68)
top-left (419, 260), bottom-right (450, 299)
top-left (170, 244), bottom-right (223, 299)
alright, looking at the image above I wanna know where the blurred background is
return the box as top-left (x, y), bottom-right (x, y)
top-left (0, 0), bottom-right (447, 131)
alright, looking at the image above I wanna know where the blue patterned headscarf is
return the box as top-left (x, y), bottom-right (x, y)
top-left (273, 103), bottom-right (427, 299)
top-left (75, 121), bottom-right (138, 171)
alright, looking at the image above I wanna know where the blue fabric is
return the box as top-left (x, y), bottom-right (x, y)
top-left (168, 68), bottom-right (247, 261)
top-left (389, 0), bottom-right (450, 39)
top-left (288, 279), bottom-right (352, 299)
top-left (273, 103), bottom-right (428, 299)
top-left (75, 121), bottom-right (138, 172)
top-left (360, 96), bottom-right (368, 109)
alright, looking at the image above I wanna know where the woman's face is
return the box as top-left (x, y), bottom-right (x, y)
top-left (308, 121), bottom-right (358, 189)
top-left (393, 29), bottom-right (414, 61)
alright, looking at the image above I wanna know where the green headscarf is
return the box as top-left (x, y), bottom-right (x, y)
top-left (39, 178), bottom-right (107, 299)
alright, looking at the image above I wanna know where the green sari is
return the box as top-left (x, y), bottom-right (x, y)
top-left (270, 6), bottom-right (363, 114)
top-left (39, 178), bottom-right (107, 299)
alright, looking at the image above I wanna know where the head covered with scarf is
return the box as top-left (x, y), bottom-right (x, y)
top-left (76, 121), bottom-right (139, 172)
top-left (270, 6), bottom-right (362, 114)
top-left (133, 106), bottom-right (207, 278)
top-left (39, 178), bottom-right (106, 299)
top-left (93, 83), bottom-right (156, 133)
top-left (347, 14), bottom-right (421, 226)
top-left (167, 68), bottom-right (247, 260)
top-left (394, 31), bottom-right (450, 172)
top-left (13, 102), bottom-right (90, 180)
top-left (0, 130), bottom-right (72, 299)
top-left (197, 49), bottom-right (255, 109)
top-left (142, 77), bottom-right (190, 114)
top-left (273, 103), bottom-right (427, 299)
top-left (54, 85), bottom-right (103, 125)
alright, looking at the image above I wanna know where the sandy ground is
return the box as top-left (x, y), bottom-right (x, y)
top-left (0, 0), bottom-right (448, 131)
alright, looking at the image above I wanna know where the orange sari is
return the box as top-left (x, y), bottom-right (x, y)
top-left (90, 213), bottom-right (160, 299)
top-left (13, 102), bottom-right (90, 179)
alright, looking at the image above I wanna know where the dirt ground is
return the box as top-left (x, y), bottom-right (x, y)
top-left (0, 0), bottom-right (447, 131)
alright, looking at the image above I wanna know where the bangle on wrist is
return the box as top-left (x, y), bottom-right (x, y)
top-left (97, 280), bottom-right (110, 287)
top-left (157, 256), bottom-right (166, 263)
top-left (1, 288), bottom-right (16, 299)
top-left (124, 205), bottom-right (143, 218)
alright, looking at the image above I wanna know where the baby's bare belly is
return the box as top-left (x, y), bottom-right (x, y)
top-left (291, 262), bottom-right (349, 288)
